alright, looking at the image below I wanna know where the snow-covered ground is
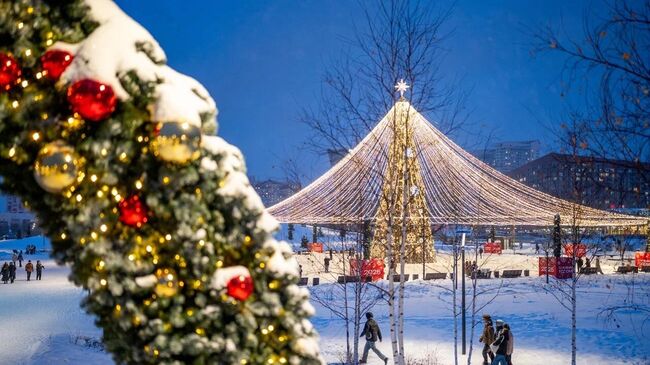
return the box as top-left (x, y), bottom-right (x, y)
top-left (1, 236), bottom-right (649, 364)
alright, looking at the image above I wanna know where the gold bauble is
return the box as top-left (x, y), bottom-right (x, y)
top-left (154, 267), bottom-right (178, 298)
top-left (33, 141), bottom-right (81, 193)
top-left (152, 122), bottom-right (201, 164)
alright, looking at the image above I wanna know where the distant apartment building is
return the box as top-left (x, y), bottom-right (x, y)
top-left (251, 179), bottom-right (300, 207)
top-left (6, 195), bottom-right (28, 213)
top-left (509, 153), bottom-right (650, 210)
top-left (0, 194), bottom-right (38, 238)
top-left (473, 140), bottom-right (540, 173)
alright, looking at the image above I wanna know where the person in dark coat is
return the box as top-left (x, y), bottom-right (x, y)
top-left (9, 262), bottom-right (16, 283)
top-left (17, 251), bottom-right (23, 267)
top-left (504, 323), bottom-right (514, 365)
top-left (1, 262), bottom-right (9, 284)
top-left (36, 260), bottom-right (44, 280)
top-left (491, 319), bottom-right (509, 365)
top-left (479, 314), bottom-right (496, 364)
top-left (359, 312), bottom-right (388, 364)
top-left (25, 260), bottom-right (34, 281)
top-left (324, 257), bottom-right (330, 273)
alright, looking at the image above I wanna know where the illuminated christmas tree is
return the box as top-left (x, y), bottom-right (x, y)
top-left (0, 1), bottom-right (321, 364)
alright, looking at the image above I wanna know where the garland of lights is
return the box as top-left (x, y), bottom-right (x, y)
top-left (268, 99), bottom-right (646, 228)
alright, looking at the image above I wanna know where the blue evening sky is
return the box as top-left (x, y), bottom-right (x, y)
top-left (114, 0), bottom-right (599, 182)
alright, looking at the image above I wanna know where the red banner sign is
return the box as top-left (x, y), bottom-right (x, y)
top-left (484, 242), bottom-right (502, 254)
top-left (307, 243), bottom-right (323, 253)
top-left (538, 257), bottom-right (573, 279)
top-left (635, 252), bottom-right (650, 268)
top-left (563, 244), bottom-right (587, 258)
top-left (350, 258), bottom-right (385, 282)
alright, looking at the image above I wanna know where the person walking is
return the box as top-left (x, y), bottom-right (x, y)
top-left (9, 262), bottom-right (16, 283)
top-left (36, 260), bottom-right (44, 280)
top-left (25, 260), bottom-right (34, 281)
top-left (324, 257), bottom-right (330, 273)
top-left (595, 257), bottom-right (604, 274)
top-left (359, 312), bottom-right (388, 364)
top-left (17, 250), bottom-right (23, 267)
top-left (504, 323), bottom-right (514, 365)
top-left (490, 319), bottom-right (509, 365)
top-left (479, 314), bottom-right (496, 364)
top-left (479, 247), bottom-right (484, 258)
top-left (1, 262), bottom-right (9, 284)
top-left (11, 251), bottom-right (18, 267)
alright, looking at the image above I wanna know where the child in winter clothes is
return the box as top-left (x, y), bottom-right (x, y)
top-left (25, 260), bottom-right (34, 281)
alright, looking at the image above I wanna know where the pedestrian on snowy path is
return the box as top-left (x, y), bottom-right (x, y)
top-left (11, 252), bottom-right (18, 266)
top-left (9, 262), bottom-right (16, 283)
top-left (18, 251), bottom-right (23, 267)
top-left (324, 257), bottom-right (330, 273)
top-left (504, 323), bottom-right (514, 365)
top-left (359, 312), bottom-right (388, 364)
top-left (490, 319), bottom-right (509, 365)
top-left (479, 314), bottom-right (496, 364)
top-left (36, 260), bottom-right (44, 280)
top-left (479, 247), bottom-right (484, 258)
top-left (25, 260), bottom-right (34, 281)
top-left (1, 262), bottom-right (9, 284)
top-left (595, 257), bottom-right (604, 274)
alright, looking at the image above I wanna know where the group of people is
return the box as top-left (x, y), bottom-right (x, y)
top-left (358, 311), bottom-right (515, 364)
top-left (25, 244), bottom-right (37, 255)
top-left (480, 314), bottom-right (514, 365)
top-left (1, 259), bottom-right (43, 284)
top-left (576, 256), bottom-right (604, 274)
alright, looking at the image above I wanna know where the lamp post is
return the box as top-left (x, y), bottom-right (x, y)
top-left (461, 231), bottom-right (466, 355)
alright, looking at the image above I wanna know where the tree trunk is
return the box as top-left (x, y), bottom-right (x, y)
top-left (571, 274), bottom-right (577, 365)
top-left (453, 242), bottom-right (459, 365)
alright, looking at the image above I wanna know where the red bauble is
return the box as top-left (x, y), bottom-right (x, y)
top-left (0, 53), bottom-right (21, 91)
top-left (118, 195), bottom-right (148, 228)
top-left (67, 79), bottom-right (117, 121)
top-left (41, 50), bottom-right (74, 80)
top-left (226, 274), bottom-right (254, 301)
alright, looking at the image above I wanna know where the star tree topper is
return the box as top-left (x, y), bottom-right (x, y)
top-left (395, 78), bottom-right (409, 98)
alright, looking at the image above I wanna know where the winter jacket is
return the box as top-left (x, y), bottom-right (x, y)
top-left (360, 318), bottom-right (382, 342)
top-left (25, 263), bottom-right (34, 273)
top-left (506, 330), bottom-right (514, 355)
top-left (36, 263), bottom-right (44, 272)
top-left (492, 328), bottom-right (509, 356)
top-left (1, 265), bottom-right (8, 281)
top-left (479, 321), bottom-right (495, 344)
top-left (9, 264), bottom-right (16, 278)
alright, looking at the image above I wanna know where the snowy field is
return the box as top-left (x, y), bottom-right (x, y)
top-left (1, 236), bottom-right (649, 365)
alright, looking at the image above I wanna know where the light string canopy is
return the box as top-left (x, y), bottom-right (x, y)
top-left (268, 98), bottom-right (646, 228)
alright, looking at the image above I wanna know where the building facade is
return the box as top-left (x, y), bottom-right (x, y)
top-left (509, 153), bottom-right (650, 210)
top-left (6, 195), bottom-right (28, 213)
top-left (473, 140), bottom-right (541, 173)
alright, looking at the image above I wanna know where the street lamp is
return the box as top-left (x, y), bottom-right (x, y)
top-left (457, 228), bottom-right (471, 356)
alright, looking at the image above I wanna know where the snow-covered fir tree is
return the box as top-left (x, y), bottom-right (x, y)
top-left (0, 1), bottom-right (322, 364)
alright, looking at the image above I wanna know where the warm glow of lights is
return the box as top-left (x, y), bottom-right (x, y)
top-left (267, 100), bottom-right (646, 228)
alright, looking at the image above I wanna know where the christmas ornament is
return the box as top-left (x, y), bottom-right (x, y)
top-left (118, 195), bottom-right (148, 228)
top-left (226, 273), bottom-right (254, 301)
top-left (41, 50), bottom-right (74, 80)
top-left (154, 268), bottom-right (178, 298)
top-left (152, 122), bottom-right (201, 164)
top-left (67, 79), bottom-right (116, 121)
top-left (33, 141), bottom-right (81, 193)
top-left (0, 53), bottom-right (21, 91)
